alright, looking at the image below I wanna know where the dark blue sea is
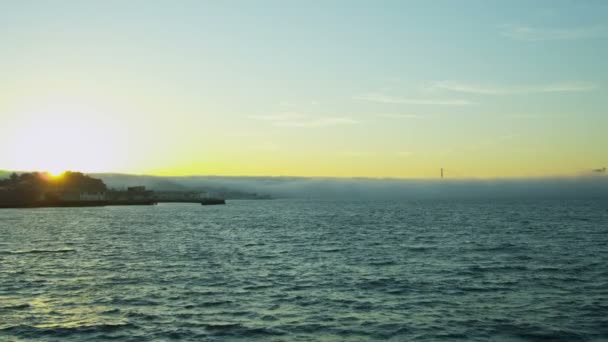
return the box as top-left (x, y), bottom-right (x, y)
top-left (1, 199), bottom-right (607, 341)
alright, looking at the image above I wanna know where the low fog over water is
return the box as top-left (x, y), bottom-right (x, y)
top-left (95, 174), bottom-right (608, 200)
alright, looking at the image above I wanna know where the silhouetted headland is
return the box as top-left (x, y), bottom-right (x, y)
top-left (0, 171), bottom-right (226, 208)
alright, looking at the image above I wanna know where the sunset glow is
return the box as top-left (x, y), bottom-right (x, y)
top-left (1, 3), bottom-right (607, 340)
top-left (0, 2), bottom-right (606, 178)
top-left (2, 101), bottom-right (131, 174)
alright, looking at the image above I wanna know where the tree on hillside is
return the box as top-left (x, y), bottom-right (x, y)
top-left (57, 172), bottom-right (107, 192)
top-left (0, 171), bottom-right (107, 192)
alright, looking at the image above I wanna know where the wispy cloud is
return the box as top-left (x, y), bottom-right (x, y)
top-left (276, 117), bottom-right (359, 127)
top-left (249, 112), bottom-right (307, 122)
top-left (501, 24), bottom-right (608, 41)
top-left (250, 112), bottom-right (359, 128)
top-left (355, 93), bottom-right (474, 106)
top-left (376, 113), bottom-right (427, 119)
top-left (429, 81), bottom-right (598, 95)
top-left (504, 113), bottom-right (545, 119)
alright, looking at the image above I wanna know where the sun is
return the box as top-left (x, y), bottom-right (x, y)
top-left (1, 101), bottom-right (131, 174)
top-left (46, 168), bottom-right (65, 177)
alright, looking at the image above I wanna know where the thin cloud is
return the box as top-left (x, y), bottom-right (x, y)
top-left (250, 112), bottom-right (358, 128)
top-left (276, 117), bottom-right (359, 127)
top-left (504, 113), bottom-right (545, 119)
top-left (376, 113), bottom-right (428, 119)
top-left (430, 81), bottom-right (598, 95)
top-left (249, 112), bottom-right (307, 121)
top-left (355, 93), bottom-right (474, 106)
top-left (501, 24), bottom-right (608, 41)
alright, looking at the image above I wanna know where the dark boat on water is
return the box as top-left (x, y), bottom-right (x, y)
top-left (201, 198), bottom-right (226, 205)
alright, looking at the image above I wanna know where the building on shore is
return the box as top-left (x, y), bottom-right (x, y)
top-left (43, 191), bottom-right (107, 202)
top-left (107, 186), bottom-right (155, 202)
top-left (153, 191), bottom-right (206, 202)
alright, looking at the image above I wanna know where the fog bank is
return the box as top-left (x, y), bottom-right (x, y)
top-left (95, 174), bottom-right (608, 200)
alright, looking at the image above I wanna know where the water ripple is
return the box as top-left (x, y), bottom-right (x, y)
top-left (1, 199), bottom-right (607, 341)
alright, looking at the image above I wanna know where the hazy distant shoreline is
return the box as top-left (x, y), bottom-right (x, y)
top-left (2, 170), bottom-right (607, 200)
top-left (90, 173), bottom-right (608, 200)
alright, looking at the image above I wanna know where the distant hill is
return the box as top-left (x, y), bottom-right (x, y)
top-left (92, 173), bottom-right (271, 199)
top-left (0, 171), bottom-right (272, 199)
top-left (94, 173), bottom-right (608, 200)
top-left (4, 171), bottom-right (608, 200)
top-left (93, 173), bottom-right (189, 191)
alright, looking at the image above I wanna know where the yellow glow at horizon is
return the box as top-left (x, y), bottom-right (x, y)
top-left (0, 94), bottom-right (603, 179)
top-left (48, 170), bottom-right (65, 178)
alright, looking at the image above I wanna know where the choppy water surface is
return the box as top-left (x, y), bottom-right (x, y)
top-left (1, 199), bottom-right (607, 341)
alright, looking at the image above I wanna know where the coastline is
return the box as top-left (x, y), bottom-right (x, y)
top-left (0, 200), bottom-right (158, 209)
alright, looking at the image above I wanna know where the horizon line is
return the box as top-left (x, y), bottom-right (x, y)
top-left (2, 169), bottom-right (606, 182)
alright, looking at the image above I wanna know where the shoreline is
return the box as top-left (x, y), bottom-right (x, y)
top-left (0, 200), bottom-right (158, 209)
top-left (0, 198), bottom-right (227, 208)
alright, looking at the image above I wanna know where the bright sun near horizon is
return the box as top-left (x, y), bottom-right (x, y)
top-left (1, 1), bottom-right (606, 178)
top-left (2, 101), bottom-right (130, 175)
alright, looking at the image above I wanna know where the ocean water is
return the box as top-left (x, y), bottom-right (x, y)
top-left (1, 199), bottom-right (607, 341)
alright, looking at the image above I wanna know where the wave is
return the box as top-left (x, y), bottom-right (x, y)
top-left (203, 323), bottom-right (286, 337)
top-left (0, 303), bottom-right (30, 310)
top-left (1, 322), bottom-right (134, 338)
top-left (2, 249), bottom-right (76, 255)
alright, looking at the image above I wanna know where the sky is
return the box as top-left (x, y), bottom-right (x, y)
top-left (1, 0), bottom-right (606, 178)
